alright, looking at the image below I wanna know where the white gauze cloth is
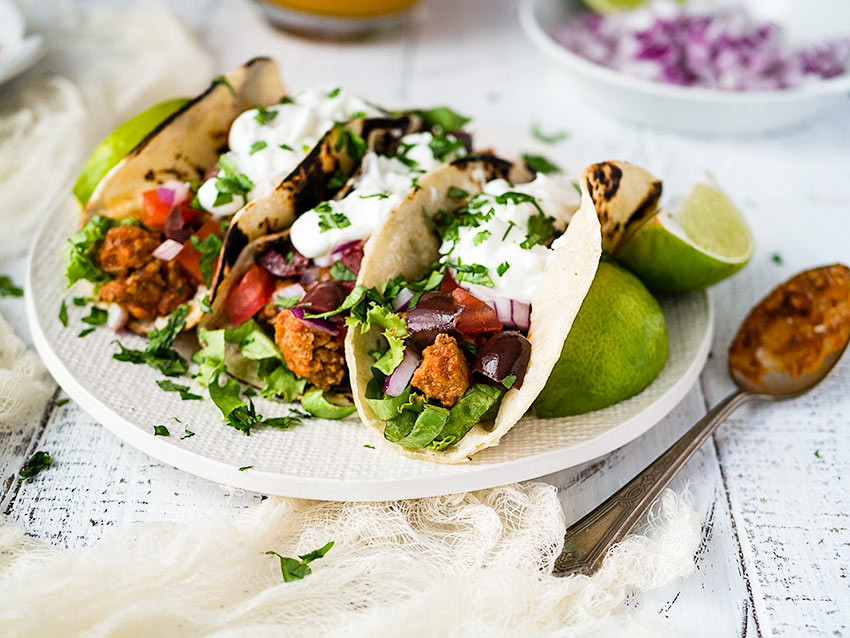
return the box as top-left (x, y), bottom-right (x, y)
top-left (0, 310), bottom-right (53, 427)
top-left (0, 485), bottom-right (699, 637)
top-left (0, 0), bottom-right (212, 257)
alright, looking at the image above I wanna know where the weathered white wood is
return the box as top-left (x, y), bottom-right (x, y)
top-left (1, 0), bottom-right (849, 634)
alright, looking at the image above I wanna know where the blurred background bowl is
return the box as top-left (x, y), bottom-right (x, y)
top-left (519, 0), bottom-right (850, 135)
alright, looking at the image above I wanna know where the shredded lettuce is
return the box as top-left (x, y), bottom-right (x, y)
top-left (428, 384), bottom-right (504, 451)
top-left (351, 304), bottom-right (408, 376)
top-left (301, 388), bottom-right (355, 420)
top-left (62, 216), bottom-right (138, 287)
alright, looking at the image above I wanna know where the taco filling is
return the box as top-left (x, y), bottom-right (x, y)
top-left (64, 85), bottom-right (382, 331)
top-left (202, 128), bottom-right (470, 410)
top-left (348, 173), bottom-right (581, 450)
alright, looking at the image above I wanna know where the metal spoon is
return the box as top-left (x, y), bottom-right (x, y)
top-left (555, 264), bottom-right (850, 576)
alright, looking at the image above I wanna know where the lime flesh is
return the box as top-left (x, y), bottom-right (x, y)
top-left (616, 181), bottom-right (754, 294)
top-left (534, 261), bottom-right (668, 418)
top-left (73, 97), bottom-right (189, 207)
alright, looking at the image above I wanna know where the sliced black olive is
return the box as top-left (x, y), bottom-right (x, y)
top-left (473, 331), bottom-right (531, 389)
top-left (300, 281), bottom-right (346, 314)
top-left (405, 291), bottom-right (460, 351)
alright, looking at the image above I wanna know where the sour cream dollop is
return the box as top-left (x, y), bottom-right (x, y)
top-left (289, 131), bottom-right (466, 264)
top-left (442, 174), bottom-right (580, 304)
top-left (197, 86), bottom-right (381, 217)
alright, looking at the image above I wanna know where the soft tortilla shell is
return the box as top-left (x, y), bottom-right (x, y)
top-left (346, 159), bottom-right (601, 463)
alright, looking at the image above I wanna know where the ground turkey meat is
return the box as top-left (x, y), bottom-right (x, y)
top-left (411, 333), bottom-right (470, 407)
top-left (96, 225), bottom-right (196, 321)
top-left (274, 310), bottom-right (346, 389)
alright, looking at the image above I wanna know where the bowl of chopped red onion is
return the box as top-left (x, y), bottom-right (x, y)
top-left (519, 0), bottom-right (850, 134)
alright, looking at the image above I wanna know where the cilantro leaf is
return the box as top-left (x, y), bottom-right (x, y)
top-left (327, 170), bottom-right (347, 190)
top-left (330, 261), bottom-right (356, 282)
top-left (447, 186), bottom-right (469, 200)
top-left (530, 122), bottom-right (568, 144)
top-left (318, 211), bottom-right (351, 233)
top-left (250, 140), bottom-right (268, 154)
top-left (153, 425), bottom-right (170, 436)
top-left (156, 379), bottom-right (202, 400)
top-left (327, 87), bottom-right (341, 98)
top-left (190, 232), bottom-right (223, 287)
top-left (112, 305), bottom-right (189, 376)
top-left (59, 299), bottom-right (68, 327)
top-left (0, 275), bottom-right (23, 297)
top-left (266, 541), bottom-right (334, 582)
top-left (19, 451), bottom-right (53, 482)
top-left (81, 306), bottom-right (108, 325)
top-left (214, 155), bottom-right (254, 207)
top-left (473, 230), bottom-right (491, 246)
top-left (520, 212), bottom-right (557, 250)
top-left (497, 261), bottom-right (510, 277)
top-left (413, 106), bottom-right (470, 132)
top-left (522, 153), bottom-right (562, 175)
top-left (452, 262), bottom-right (493, 287)
top-left (254, 105), bottom-right (278, 126)
top-left (427, 132), bottom-right (465, 162)
top-left (333, 124), bottom-right (366, 161)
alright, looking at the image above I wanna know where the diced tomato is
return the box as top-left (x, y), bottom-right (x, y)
top-left (175, 217), bottom-right (222, 285)
top-left (141, 189), bottom-right (172, 229)
top-left (180, 204), bottom-right (199, 224)
top-left (452, 288), bottom-right (502, 334)
top-left (225, 264), bottom-right (276, 325)
top-left (440, 270), bottom-right (459, 293)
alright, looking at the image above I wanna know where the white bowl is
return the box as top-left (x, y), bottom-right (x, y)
top-left (519, 0), bottom-right (850, 135)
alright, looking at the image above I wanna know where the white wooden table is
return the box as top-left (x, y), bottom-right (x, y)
top-left (2, 1), bottom-right (849, 635)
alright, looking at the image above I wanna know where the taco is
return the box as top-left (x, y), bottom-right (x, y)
top-left (344, 158), bottom-right (661, 462)
top-left (196, 124), bottom-right (490, 417)
top-left (63, 58), bottom-right (396, 334)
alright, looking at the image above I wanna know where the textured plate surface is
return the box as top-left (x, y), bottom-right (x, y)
top-left (27, 128), bottom-right (712, 501)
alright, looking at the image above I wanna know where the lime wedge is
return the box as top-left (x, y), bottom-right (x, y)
top-left (615, 178), bottom-right (754, 293)
top-left (534, 261), bottom-right (668, 417)
top-left (582, 0), bottom-right (649, 13)
top-left (73, 97), bottom-right (189, 207)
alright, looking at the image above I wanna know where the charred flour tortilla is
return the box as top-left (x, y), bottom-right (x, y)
top-left (344, 156), bottom-right (605, 463)
top-left (83, 57), bottom-right (285, 225)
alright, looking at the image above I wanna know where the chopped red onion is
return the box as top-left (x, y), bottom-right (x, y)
top-left (554, 2), bottom-right (850, 90)
top-left (152, 239), bottom-right (184, 261)
top-left (164, 205), bottom-right (192, 243)
top-left (392, 287), bottom-right (416, 312)
top-left (289, 307), bottom-right (340, 335)
top-left (107, 304), bottom-right (127, 331)
top-left (485, 297), bottom-right (530, 331)
top-left (382, 348), bottom-right (420, 397)
top-left (157, 180), bottom-right (190, 206)
top-left (331, 240), bottom-right (362, 257)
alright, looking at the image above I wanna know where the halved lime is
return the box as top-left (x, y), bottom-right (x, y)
top-left (534, 261), bottom-right (668, 417)
top-left (615, 178), bottom-right (754, 294)
top-left (72, 97), bottom-right (189, 207)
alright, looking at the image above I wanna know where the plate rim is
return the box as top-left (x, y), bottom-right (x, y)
top-left (26, 125), bottom-right (713, 501)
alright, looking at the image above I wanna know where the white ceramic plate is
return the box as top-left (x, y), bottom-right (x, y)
top-left (27, 128), bottom-right (712, 501)
top-left (0, 0), bottom-right (45, 87)
top-left (519, 0), bottom-right (850, 135)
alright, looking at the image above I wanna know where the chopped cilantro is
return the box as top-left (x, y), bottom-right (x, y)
top-left (413, 106), bottom-right (470, 132)
top-left (153, 425), bottom-right (170, 436)
top-left (452, 262), bottom-right (493, 287)
top-left (238, 465), bottom-right (253, 471)
top-left (814, 449), bottom-right (821, 458)
top-left (250, 140), bottom-right (268, 154)
top-left (212, 75), bottom-right (236, 97)
top-left (448, 186), bottom-right (469, 200)
top-left (191, 232), bottom-right (223, 287)
top-left (254, 105), bottom-right (278, 126)
top-left (59, 299), bottom-right (68, 327)
top-left (327, 87), bottom-right (341, 98)
top-left (81, 306), bottom-right (108, 325)
top-left (213, 155), bottom-right (254, 207)
top-left (279, 143), bottom-right (293, 151)
top-left (502, 373), bottom-right (517, 389)
top-left (333, 124), bottom-right (366, 161)
top-left (156, 379), bottom-right (202, 400)
top-left (327, 170), bottom-right (347, 190)
top-left (72, 296), bottom-right (88, 306)
top-left (266, 541), bottom-right (334, 582)
top-left (330, 261), bottom-right (357, 282)
top-left (363, 444), bottom-right (375, 449)
top-left (56, 398), bottom-right (70, 407)
top-left (530, 122), bottom-right (568, 144)
top-left (78, 327), bottom-right (96, 338)
top-left (522, 153), bottom-right (562, 175)
top-left (497, 261), bottom-right (510, 277)
top-left (572, 181), bottom-right (581, 194)
top-left (0, 275), bottom-right (22, 297)
top-left (474, 230), bottom-right (491, 246)
top-left (112, 305), bottom-right (189, 376)
top-left (180, 426), bottom-right (195, 440)
top-left (501, 220), bottom-right (517, 241)
top-left (428, 132), bottom-right (465, 162)
top-left (771, 252), bottom-right (784, 265)
top-left (359, 193), bottom-right (389, 200)
top-left (318, 211), bottom-right (351, 233)
top-left (200, 294), bottom-right (212, 314)
top-left (90, 519), bottom-right (99, 526)
top-left (19, 451), bottom-right (53, 482)
top-left (272, 296), bottom-right (301, 309)
top-left (520, 212), bottom-right (557, 250)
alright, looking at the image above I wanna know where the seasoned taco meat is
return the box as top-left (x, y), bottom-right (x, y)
top-left (411, 333), bottom-right (470, 407)
top-left (273, 310), bottom-right (346, 389)
top-left (98, 225), bottom-right (162, 276)
top-left (96, 225), bottom-right (196, 321)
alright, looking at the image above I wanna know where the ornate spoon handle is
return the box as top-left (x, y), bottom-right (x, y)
top-left (555, 390), bottom-right (751, 575)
